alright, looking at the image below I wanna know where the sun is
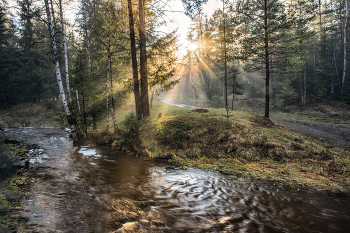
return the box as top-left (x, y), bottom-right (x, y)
top-left (178, 43), bottom-right (198, 58)
top-left (188, 43), bottom-right (197, 51)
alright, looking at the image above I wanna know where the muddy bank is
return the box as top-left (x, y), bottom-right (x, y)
top-left (0, 128), bottom-right (93, 232)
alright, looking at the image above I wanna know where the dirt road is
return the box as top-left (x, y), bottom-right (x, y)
top-left (275, 119), bottom-right (350, 147)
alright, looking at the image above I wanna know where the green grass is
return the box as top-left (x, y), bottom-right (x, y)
top-left (165, 94), bottom-right (350, 128)
top-left (1, 98), bottom-right (350, 194)
top-left (0, 102), bottom-right (63, 127)
top-left (137, 101), bottom-right (350, 193)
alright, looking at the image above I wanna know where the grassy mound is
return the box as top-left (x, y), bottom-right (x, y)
top-left (140, 109), bottom-right (350, 193)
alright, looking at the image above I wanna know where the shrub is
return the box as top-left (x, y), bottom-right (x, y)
top-left (122, 112), bottom-right (140, 137)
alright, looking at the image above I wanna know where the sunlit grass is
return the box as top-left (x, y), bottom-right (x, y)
top-left (138, 106), bottom-right (350, 193)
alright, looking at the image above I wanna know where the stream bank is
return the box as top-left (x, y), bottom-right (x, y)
top-left (133, 110), bottom-right (350, 196)
top-left (1, 127), bottom-right (350, 232)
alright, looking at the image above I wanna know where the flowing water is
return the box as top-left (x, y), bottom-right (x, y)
top-left (1, 128), bottom-right (350, 232)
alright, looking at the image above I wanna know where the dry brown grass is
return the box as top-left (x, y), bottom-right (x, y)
top-left (140, 109), bottom-right (350, 193)
top-left (0, 102), bottom-right (63, 127)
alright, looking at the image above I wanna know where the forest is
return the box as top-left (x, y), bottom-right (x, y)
top-left (1, 1), bottom-right (350, 231)
top-left (0, 0), bottom-right (349, 133)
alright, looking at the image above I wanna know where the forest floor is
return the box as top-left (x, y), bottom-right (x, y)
top-left (129, 97), bottom-right (350, 196)
top-left (136, 107), bottom-right (350, 194)
top-left (1, 100), bottom-right (350, 196)
top-left (156, 96), bottom-right (350, 149)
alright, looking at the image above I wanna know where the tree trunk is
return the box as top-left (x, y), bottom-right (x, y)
top-left (59, 0), bottom-right (71, 102)
top-left (333, 49), bottom-right (341, 88)
top-left (127, 0), bottom-right (142, 119)
top-left (264, 0), bottom-right (270, 118)
top-left (232, 80), bottom-right (235, 110)
top-left (188, 52), bottom-right (191, 97)
top-left (44, 0), bottom-right (77, 134)
top-left (245, 72), bottom-right (249, 85)
top-left (109, 53), bottom-right (118, 133)
top-left (76, 90), bottom-right (81, 115)
top-left (150, 87), bottom-right (155, 108)
top-left (92, 112), bottom-right (97, 131)
top-left (82, 88), bottom-right (87, 135)
top-left (303, 63), bottom-right (306, 105)
top-left (138, 0), bottom-right (150, 118)
top-left (75, 89), bottom-right (85, 136)
top-left (50, 0), bottom-right (56, 29)
top-left (318, 0), bottom-right (322, 34)
top-left (106, 47), bottom-right (111, 132)
top-left (331, 78), bottom-right (334, 94)
top-left (223, 0), bottom-right (228, 109)
top-left (82, 1), bottom-right (92, 82)
top-left (342, 0), bottom-right (348, 92)
top-left (300, 74), bottom-right (304, 105)
top-left (195, 54), bottom-right (205, 84)
top-left (111, 96), bottom-right (118, 133)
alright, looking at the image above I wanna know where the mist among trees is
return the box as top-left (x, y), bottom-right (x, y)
top-left (0, 0), bottom-right (349, 134)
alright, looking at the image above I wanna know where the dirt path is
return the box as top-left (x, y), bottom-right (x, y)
top-left (156, 96), bottom-right (197, 108)
top-left (274, 119), bottom-right (350, 147)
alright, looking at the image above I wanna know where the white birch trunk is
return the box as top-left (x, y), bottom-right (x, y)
top-left (59, 0), bottom-right (71, 102)
top-left (342, 0), bottom-right (348, 92)
top-left (44, 0), bottom-right (70, 118)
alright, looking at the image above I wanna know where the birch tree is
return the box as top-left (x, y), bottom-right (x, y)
top-left (44, 0), bottom-right (77, 136)
top-left (59, 0), bottom-right (71, 102)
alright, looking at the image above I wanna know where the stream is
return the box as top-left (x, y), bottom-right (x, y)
top-left (1, 127), bottom-right (350, 232)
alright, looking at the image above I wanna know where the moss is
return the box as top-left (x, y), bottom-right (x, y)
top-left (0, 140), bottom-right (34, 232)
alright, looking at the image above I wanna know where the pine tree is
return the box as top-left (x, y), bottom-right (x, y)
top-left (236, 0), bottom-right (294, 118)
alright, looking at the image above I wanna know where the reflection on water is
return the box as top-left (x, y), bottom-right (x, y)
top-left (76, 145), bottom-right (350, 233)
top-left (1, 127), bottom-right (349, 232)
